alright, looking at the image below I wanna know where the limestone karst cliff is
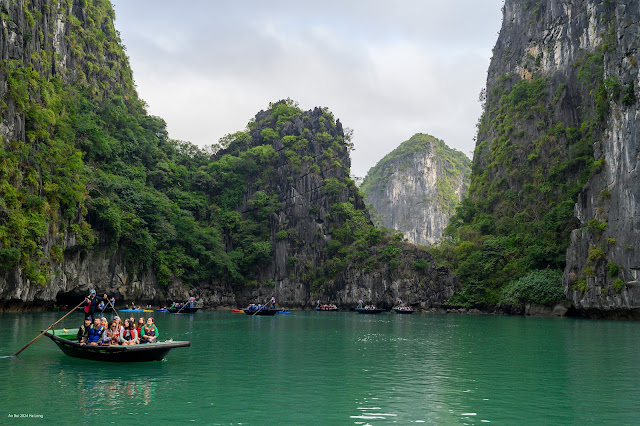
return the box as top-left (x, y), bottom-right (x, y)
top-left (218, 103), bottom-right (460, 309)
top-left (361, 133), bottom-right (470, 246)
top-left (0, 1), bottom-right (459, 310)
top-left (447, 0), bottom-right (640, 314)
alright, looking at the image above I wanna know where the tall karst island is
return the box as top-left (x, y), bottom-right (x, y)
top-left (1, 0), bottom-right (639, 318)
top-left (441, 0), bottom-right (640, 317)
top-left (0, 0), bottom-right (458, 310)
top-left (360, 134), bottom-right (470, 246)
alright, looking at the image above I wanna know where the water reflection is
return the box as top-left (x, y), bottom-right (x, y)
top-left (76, 373), bottom-right (157, 412)
top-left (2, 311), bottom-right (640, 423)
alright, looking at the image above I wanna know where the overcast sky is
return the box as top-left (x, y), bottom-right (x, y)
top-left (110, 0), bottom-right (504, 178)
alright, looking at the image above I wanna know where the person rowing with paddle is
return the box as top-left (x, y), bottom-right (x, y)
top-left (83, 289), bottom-right (108, 322)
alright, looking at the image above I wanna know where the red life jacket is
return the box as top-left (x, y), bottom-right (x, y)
top-left (123, 329), bottom-right (135, 341)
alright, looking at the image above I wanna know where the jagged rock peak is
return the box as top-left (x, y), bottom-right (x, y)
top-left (361, 133), bottom-right (470, 245)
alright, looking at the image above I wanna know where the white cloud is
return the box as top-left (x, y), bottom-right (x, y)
top-left (111, 0), bottom-right (504, 177)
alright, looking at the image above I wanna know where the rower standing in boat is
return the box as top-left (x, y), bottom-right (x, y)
top-left (83, 290), bottom-right (108, 321)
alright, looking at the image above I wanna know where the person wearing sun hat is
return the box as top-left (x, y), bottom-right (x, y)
top-left (113, 316), bottom-right (125, 341)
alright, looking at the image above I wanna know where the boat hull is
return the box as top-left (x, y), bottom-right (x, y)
top-left (242, 308), bottom-right (279, 316)
top-left (355, 308), bottom-right (386, 314)
top-left (44, 332), bottom-right (190, 362)
top-left (167, 307), bottom-right (200, 314)
top-left (393, 308), bottom-right (414, 314)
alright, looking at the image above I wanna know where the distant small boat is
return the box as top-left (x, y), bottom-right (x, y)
top-left (316, 304), bottom-right (339, 311)
top-left (355, 307), bottom-right (386, 314)
top-left (119, 309), bottom-right (145, 313)
top-left (232, 309), bottom-right (244, 313)
top-left (156, 308), bottom-right (168, 312)
top-left (242, 308), bottom-right (280, 316)
top-left (44, 329), bottom-right (190, 362)
top-left (167, 307), bottom-right (200, 314)
top-left (393, 306), bottom-right (415, 314)
top-left (276, 311), bottom-right (291, 315)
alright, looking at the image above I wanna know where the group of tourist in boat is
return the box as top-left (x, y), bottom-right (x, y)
top-left (75, 290), bottom-right (203, 349)
top-left (77, 314), bottom-right (159, 346)
top-left (315, 301), bottom-right (338, 311)
top-left (245, 297), bottom-right (277, 312)
top-left (360, 304), bottom-right (379, 310)
top-left (168, 298), bottom-right (196, 311)
top-left (356, 300), bottom-right (378, 310)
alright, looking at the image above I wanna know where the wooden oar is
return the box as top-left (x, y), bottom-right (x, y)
top-left (106, 295), bottom-right (118, 316)
top-left (175, 299), bottom-right (190, 314)
top-left (12, 299), bottom-right (86, 357)
top-left (252, 297), bottom-right (270, 316)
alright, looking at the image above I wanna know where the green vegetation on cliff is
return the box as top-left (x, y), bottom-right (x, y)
top-left (2, 0), bottom-right (453, 304)
top-left (0, 1), bottom-right (294, 288)
top-left (0, 0), bottom-right (405, 293)
top-left (432, 53), bottom-right (613, 306)
top-left (361, 134), bottom-right (470, 213)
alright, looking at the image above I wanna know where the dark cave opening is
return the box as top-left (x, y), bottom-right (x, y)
top-left (55, 290), bottom-right (88, 308)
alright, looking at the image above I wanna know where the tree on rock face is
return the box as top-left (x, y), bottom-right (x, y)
top-left (0, 0), bottom-right (460, 309)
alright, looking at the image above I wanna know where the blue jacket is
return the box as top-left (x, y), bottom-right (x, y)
top-left (87, 324), bottom-right (105, 343)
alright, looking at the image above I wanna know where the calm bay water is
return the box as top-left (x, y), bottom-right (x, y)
top-left (1, 310), bottom-right (639, 424)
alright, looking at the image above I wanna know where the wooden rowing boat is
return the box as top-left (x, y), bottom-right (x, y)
top-left (167, 307), bottom-right (200, 313)
top-left (241, 308), bottom-right (280, 316)
top-left (355, 308), bottom-right (386, 314)
top-left (44, 329), bottom-right (190, 362)
top-left (315, 305), bottom-right (339, 311)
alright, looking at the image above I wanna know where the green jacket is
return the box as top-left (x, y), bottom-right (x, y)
top-left (140, 324), bottom-right (159, 338)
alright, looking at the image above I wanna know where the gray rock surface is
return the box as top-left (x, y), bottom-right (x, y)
top-left (0, 1), bottom-right (460, 310)
top-left (488, 0), bottom-right (640, 312)
top-left (230, 109), bottom-right (461, 309)
top-left (361, 134), bottom-right (470, 245)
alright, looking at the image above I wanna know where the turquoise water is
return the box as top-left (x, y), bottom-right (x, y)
top-left (1, 310), bottom-right (639, 424)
